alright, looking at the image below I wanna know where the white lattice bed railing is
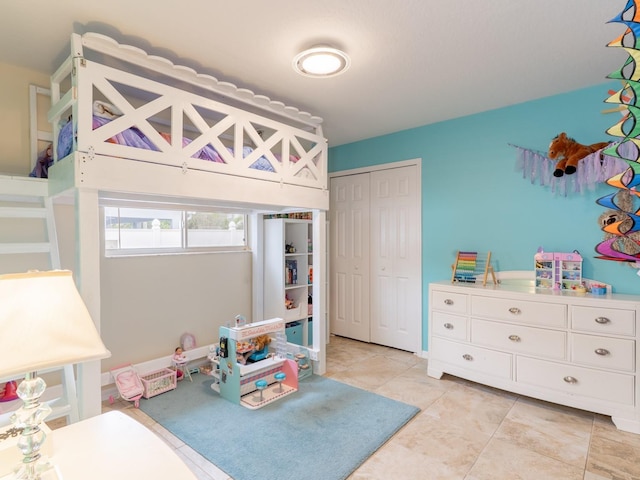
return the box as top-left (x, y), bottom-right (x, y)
top-left (47, 33), bottom-right (328, 209)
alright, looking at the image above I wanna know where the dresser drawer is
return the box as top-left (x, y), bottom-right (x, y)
top-left (570, 333), bottom-right (635, 372)
top-left (471, 318), bottom-right (566, 360)
top-left (571, 306), bottom-right (636, 337)
top-left (430, 337), bottom-right (512, 379)
top-left (517, 356), bottom-right (634, 406)
top-left (431, 290), bottom-right (468, 315)
top-left (431, 311), bottom-right (467, 341)
top-left (471, 296), bottom-right (566, 328)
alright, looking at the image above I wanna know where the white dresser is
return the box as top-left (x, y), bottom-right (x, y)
top-left (428, 278), bottom-right (640, 434)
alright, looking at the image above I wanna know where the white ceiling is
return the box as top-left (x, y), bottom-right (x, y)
top-left (0, 1), bottom-right (624, 146)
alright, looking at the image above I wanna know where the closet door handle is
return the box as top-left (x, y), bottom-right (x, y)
top-left (508, 335), bottom-right (521, 342)
top-left (563, 376), bottom-right (578, 384)
top-left (444, 299), bottom-right (454, 305)
top-left (508, 307), bottom-right (521, 315)
top-left (443, 323), bottom-right (454, 330)
top-left (595, 317), bottom-right (610, 324)
top-left (462, 354), bottom-right (473, 361)
top-left (595, 348), bottom-right (610, 356)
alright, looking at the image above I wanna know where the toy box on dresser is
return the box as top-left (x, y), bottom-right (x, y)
top-left (534, 251), bottom-right (582, 290)
top-left (427, 272), bottom-right (640, 434)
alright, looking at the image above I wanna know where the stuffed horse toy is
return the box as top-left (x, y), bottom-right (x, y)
top-left (548, 132), bottom-right (609, 177)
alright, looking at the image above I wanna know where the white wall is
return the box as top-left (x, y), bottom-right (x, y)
top-left (0, 62), bottom-right (49, 175)
top-left (1, 196), bottom-right (254, 372)
top-left (100, 250), bottom-right (252, 370)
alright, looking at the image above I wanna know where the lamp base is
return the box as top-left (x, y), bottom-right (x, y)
top-left (0, 422), bottom-right (53, 478)
top-left (12, 461), bottom-right (61, 480)
top-left (9, 373), bottom-right (59, 480)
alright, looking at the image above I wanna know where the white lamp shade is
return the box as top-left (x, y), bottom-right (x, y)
top-left (0, 270), bottom-right (111, 379)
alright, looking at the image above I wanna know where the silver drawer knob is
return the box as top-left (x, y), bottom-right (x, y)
top-left (462, 354), bottom-right (473, 361)
top-left (563, 376), bottom-right (578, 384)
top-left (444, 299), bottom-right (454, 305)
top-left (508, 334), bottom-right (521, 342)
top-left (595, 348), bottom-right (610, 356)
top-left (443, 323), bottom-right (454, 330)
top-left (594, 317), bottom-right (610, 324)
top-left (508, 307), bottom-right (521, 315)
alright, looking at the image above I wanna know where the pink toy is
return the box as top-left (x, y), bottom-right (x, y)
top-left (109, 364), bottom-right (144, 408)
top-left (0, 381), bottom-right (18, 402)
top-left (534, 250), bottom-right (582, 290)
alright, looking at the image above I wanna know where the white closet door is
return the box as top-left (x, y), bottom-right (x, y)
top-left (330, 173), bottom-right (370, 342)
top-left (369, 166), bottom-right (421, 352)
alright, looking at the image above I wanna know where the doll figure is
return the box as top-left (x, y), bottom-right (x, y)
top-left (173, 347), bottom-right (187, 379)
top-left (174, 347), bottom-right (187, 363)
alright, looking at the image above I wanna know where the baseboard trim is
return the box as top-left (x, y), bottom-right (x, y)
top-left (100, 344), bottom-right (214, 401)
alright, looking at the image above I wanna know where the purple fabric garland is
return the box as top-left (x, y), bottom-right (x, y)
top-left (511, 144), bottom-right (630, 196)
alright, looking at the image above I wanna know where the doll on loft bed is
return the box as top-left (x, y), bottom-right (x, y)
top-left (28, 143), bottom-right (54, 179)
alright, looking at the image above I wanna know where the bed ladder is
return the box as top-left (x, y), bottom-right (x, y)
top-left (0, 175), bottom-right (80, 426)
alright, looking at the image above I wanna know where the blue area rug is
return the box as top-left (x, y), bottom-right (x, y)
top-left (139, 374), bottom-right (419, 480)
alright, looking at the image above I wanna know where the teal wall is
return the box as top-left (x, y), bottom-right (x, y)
top-left (328, 83), bottom-right (640, 350)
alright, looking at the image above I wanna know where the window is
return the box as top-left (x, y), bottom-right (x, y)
top-left (104, 206), bottom-right (246, 255)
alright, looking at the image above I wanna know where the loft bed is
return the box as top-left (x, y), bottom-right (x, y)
top-left (10, 32), bottom-right (329, 421)
top-left (47, 33), bottom-right (328, 211)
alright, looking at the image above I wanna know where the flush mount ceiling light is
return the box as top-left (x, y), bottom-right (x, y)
top-left (293, 46), bottom-right (350, 78)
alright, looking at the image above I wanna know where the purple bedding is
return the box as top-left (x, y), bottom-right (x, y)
top-left (57, 116), bottom-right (279, 172)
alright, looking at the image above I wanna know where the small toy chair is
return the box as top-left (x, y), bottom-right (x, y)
top-left (274, 371), bottom-right (286, 393)
top-left (172, 358), bottom-right (192, 382)
top-left (255, 379), bottom-right (268, 402)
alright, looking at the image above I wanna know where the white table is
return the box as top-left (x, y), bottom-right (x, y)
top-left (2, 411), bottom-right (197, 479)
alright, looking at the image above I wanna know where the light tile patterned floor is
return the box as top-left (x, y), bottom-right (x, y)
top-left (50, 335), bottom-right (640, 480)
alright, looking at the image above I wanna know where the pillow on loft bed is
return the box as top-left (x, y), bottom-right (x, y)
top-left (94, 100), bottom-right (123, 120)
top-left (56, 101), bottom-right (127, 158)
top-left (249, 151), bottom-right (275, 172)
top-left (56, 115), bottom-right (155, 159)
top-left (57, 119), bottom-right (74, 160)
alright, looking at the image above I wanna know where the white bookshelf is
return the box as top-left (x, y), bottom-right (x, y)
top-left (264, 217), bottom-right (313, 346)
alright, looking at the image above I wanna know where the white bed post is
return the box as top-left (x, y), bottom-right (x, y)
top-left (312, 209), bottom-right (327, 374)
top-left (74, 187), bottom-right (103, 419)
top-left (250, 213), bottom-right (264, 323)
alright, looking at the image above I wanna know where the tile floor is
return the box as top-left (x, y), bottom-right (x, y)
top-left (53, 335), bottom-right (640, 480)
